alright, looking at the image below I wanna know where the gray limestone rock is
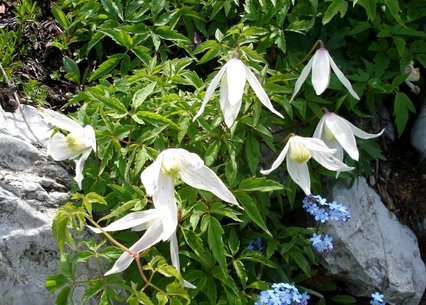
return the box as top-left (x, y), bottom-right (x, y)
top-left (320, 177), bottom-right (426, 305)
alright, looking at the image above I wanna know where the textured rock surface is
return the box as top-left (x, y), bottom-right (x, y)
top-left (321, 177), bottom-right (426, 305)
top-left (0, 133), bottom-right (73, 305)
top-left (411, 103), bottom-right (426, 159)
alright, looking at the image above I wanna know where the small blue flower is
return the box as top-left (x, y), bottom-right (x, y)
top-left (371, 292), bottom-right (384, 303)
top-left (300, 292), bottom-right (310, 305)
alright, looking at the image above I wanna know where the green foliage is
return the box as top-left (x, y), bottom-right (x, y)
top-left (4, 0), bottom-right (420, 304)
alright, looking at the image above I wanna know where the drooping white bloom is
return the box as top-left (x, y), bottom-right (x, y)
top-left (90, 148), bottom-right (239, 288)
top-left (261, 135), bottom-right (354, 195)
top-left (290, 47), bottom-right (360, 102)
top-left (313, 111), bottom-right (384, 162)
top-left (193, 57), bottom-right (284, 127)
top-left (38, 108), bottom-right (96, 189)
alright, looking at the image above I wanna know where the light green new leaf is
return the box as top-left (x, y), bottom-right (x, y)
top-left (235, 191), bottom-right (271, 237)
top-left (132, 82), bottom-right (157, 110)
top-left (60, 253), bottom-right (72, 278)
top-left (134, 111), bottom-right (181, 130)
top-left (45, 274), bottom-right (69, 293)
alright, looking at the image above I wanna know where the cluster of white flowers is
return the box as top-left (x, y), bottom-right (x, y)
top-left (40, 42), bottom-right (383, 286)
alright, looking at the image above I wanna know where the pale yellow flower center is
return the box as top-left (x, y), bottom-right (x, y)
top-left (324, 124), bottom-right (335, 141)
top-left (289, 141), bottom-right (311, 164)
top-left (161, 154), bottom-right (182, 178)
top-left (66, 133), bottom-right (86, 152)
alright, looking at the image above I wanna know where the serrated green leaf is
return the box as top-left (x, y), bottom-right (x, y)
top-left (394, 92), bottom-right (416, 137)
top-left (197, 45), bottom-right (222, 65)
top-left (99, 290), bottom-right (113, 305)
top-left (384, 0), bottom-right (405, 26)
top-left (82, 281), bottom-right (104, 304)
top-left (355, 0), bottom-right (377, 21)
top-left (208, 216), bottom-right (227, 273)
top-left (101, 0), bottom-right (123, 21)
top-left (235, 192), bottom-right (271, 237)
top-left (155, 26), bottom-right (189, 42)
top-left (289, 250), bottom-right (311, 276)
top-left (233, 260), bottom-right (247, 287)
top-left (132, 82), bottom-right (157, 110)
top-left (88, 54), bottom-right (123, 82)
top-left (323, 0), bottom-right (348, 24)
top-left (134, 111), bottom-right (181, 130)
top-left (204, 140), bottom-right (221, 166)
top-left (239, 177), bottom-right (283, 192)
top-left (52, 215), bottom-right (69, 253)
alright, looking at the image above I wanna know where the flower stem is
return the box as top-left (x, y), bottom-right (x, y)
top-left (288, 40), bottom-right (322, 73)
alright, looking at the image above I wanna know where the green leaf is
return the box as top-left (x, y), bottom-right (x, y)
top-left (235, 192), bottom-right (271, 237)
top-left (208, 216), bottom-right (227, 274)
top-left (355, 0), bottom-right (377, 21)
top-left (86, 88), bottom-right (127, 112)
top-left (384, 0), bottom-right (405, 26)
top-left (204, 140), bottom-right (221, 166)
top-left (55, 286), bottom-right (71, 305)
top-left (60, 253), bottom-right (73, 277)
top-left (393, 36), bottom-right (406, 57)
top-left (197, 45), bottom-right (222, 65)
top-left (52, 215), bottom-right (69, 252)
top-left (322, 0), bottom-right (348, 25)
top-left (233, 260), bottom-right (247, 287)
top-left (133, 111), bottom-right (181, 130)
top-left (246, 135), bottom-right (260, 175)
top-left (82, 280), bottom-right (104, 304)
top-left (46, 274), bottom-right (69, 293)
top-left (63, 56), bottom-right (80, 84)
top-left (289, 251), bottom-right (311, 276)
top-left (155, 26), bottom-right (189, 42)
top-left (51, 4), bottom-right (70, 32)
top-left (100, 28), bottom-right (133, 49)
top-left (99, 290), bottom-right (113, 305)
top-left (132, 82), bottom-right (157, 110)
top-left (393, 92), bottom-right (416, 137)
top-left (88, 54), bottom-right (123, 82)
top-left (239, 177), bottom-right (283, 192)
top-left (132, 46), bottom-right (151, 65)
top-left (101, 0), bottom-right (124, 21)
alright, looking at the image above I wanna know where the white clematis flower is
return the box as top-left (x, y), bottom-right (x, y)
top-left (38, 108), bottom-right (96, 189)
top-left (313, 111), bottom-right (384, 162)
top-left (261, 135), bottom-right (354, 195)
top-left (193, 57), bottom-right (284, 127)
top-left (290, 47), bottom-right (360, 102)
top-left (90, 148), bottom-right (238, 288)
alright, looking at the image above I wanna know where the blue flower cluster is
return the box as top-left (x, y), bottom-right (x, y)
top-left (303, 194), bottom-right (351, 253)
top-left (255, 282), bottom-right (310, 305)
top-left (370, 292), bottom-right (385, 305)
top-left (309, 233), bottom-right (333, 253)
top-left (247, 237), bottom-right (264, 251)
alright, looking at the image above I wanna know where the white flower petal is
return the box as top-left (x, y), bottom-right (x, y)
top-left (296, 136), bottom-right (336, 154)
top-left (226, 59), bottom-right (247, 106)
top-left (312, 48), bottom-right (330, 95)
top-left (74, 149), bottom-right (91, 189)
top-left (83, 125), bottom-right (97, 152)
top-left (290, 56), bottom-right (314, 103)
top-left (48, 133), bottom-right (82, 161)
top-left (310, 149), bottom-right (354, 172)
top-left (104, 220), bottom-right (164, 276)
top-left (328, 53), bottom-right (360, 100)
top-left (88, 209), bottom-right (161, 233)
top-left (245, 66), bottom-right (284, 119)
top-left (347, 120), bottom-right (385, 140)
top-left (220, 71), bottom-right (241, 127)
top-left (312, 114), bottom-right (326, 139)
top-left (38, 108), bottom-right (83, 133)
top-left (322, 137), bottom-right (344, 163)
top-left (141, 158), bottom-right (162, 196)
top-left (193, 62), bottom-right (229, 122)
top-left (152, 172), bottom-right (178, 241)
top-left (260, 141), bottom-right (290, 175)
top-left (170, 232), bottom-right (196, 288)
top-left (179, 162), bottom-right (238, 206)
top-left (325, 113), bottom-right (359, 160)
top-left (286, 157), bottom-right (311, 195)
